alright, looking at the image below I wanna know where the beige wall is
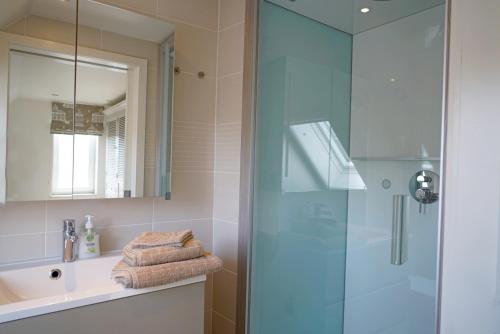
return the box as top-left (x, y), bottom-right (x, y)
top-left (0, 0), bottom-right (218, 323)
top-left (211, 0), bottom-right (246, 333)
top-left (0, 1), bottom-right (245, 333)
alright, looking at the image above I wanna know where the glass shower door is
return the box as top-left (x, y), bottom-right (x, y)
top-left (250, 2), bottom-right (353, 333)
top-left (248, 1), bottom-right (446, 334)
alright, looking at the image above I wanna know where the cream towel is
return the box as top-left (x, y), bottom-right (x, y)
top-left (112, 254), bottom-right (223, 289)
top-left (123, 239), bottom-right (204, 267)
top-left (129, 229), bottom-right (193, 249)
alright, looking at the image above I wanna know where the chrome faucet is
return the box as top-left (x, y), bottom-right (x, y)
top-left (63, 219), bottom-right (78, 262)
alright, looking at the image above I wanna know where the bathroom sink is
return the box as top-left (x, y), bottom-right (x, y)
top-left (0, 255), bottom-right (206, 323)
top-left (0, 256), bottom-right (120, 304)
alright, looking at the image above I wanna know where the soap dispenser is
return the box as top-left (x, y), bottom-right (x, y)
top-left (78, 214), bottom-right (101, 259)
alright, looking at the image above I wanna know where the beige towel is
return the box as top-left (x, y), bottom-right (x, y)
top-left (123, 239), bottom-right (204, 267)
top-left (112, 254), bottom-right (223, 289)
top-left (129, 229), bottom-right (193, 249)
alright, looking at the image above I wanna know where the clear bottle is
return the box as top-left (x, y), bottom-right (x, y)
top-left (78, 214), bottom-right (100, 259)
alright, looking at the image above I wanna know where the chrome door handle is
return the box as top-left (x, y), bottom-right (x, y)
top-left (391, 195), bottom-right (408, 266)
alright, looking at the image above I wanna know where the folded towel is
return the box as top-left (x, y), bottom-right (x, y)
top-left (123, 239), bottom-right (205, 267)
top-left (112, 254), bottom-right (223, 289)
top-left (129, 229), bottom-right (193, 249)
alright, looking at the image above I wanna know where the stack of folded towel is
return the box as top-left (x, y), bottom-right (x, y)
top-left (112, 229), bottom-right (223, 289)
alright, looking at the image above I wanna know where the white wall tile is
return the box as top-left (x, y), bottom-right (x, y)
top-left (175, 23), bottom-right (218, 76)
top-left (96, 0), bottom-right (157, 16)
top-left (100, 30), bottom-right (160, 65)
top-left (213, 269), bottom-right (238, 322)
top-left (211, 3), bottom-right (246, 331)
top-left (215, 124), bottom-right (242, 173)
top-left (213, 220), bottom-right (238, 272)
top-left (45, 231), bottom-right (63, 259)
top-left (205, 310), bottom-right (214, 334)
top-left (153, 218), bottom-right (213, 252)
top-left (97, 223), bottom-right (152, 252)
top-left (220, 0), bottom-right (246, 30)
top-left (154, 172), bottom-right (214, 222)
top-left (173, 73), bottom-right (216, 124)
top-left (157, 0), bottom-right (219, 31)
top-left (212, 311), bottom-right (236, 334)
top-left (46, 198), bottom-right (154, 231)
top-left (172, 121), bottom-right (215, 172)
top-left (213, 172), bottom-right (240, 223)
top-left (0, 233), bottom-right (46, 264)
top-left (216, 74), bottom-right (243, 124)
top-left (217, 23), bottom-right (245, 77)
top-left (0, 202), bottom-right (46, 235)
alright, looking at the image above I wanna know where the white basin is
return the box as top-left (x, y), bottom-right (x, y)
top-left (0, 255), bottom-right (205, 323)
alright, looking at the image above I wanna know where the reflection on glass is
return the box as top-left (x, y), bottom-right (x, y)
top-left (73, 59), bottom-right (128, 199)
top-left (287, 121), bottom-right (365, 192)
top-left (6, 50), bottom-right (76, 202)
top-left (73, 134), bottom-right (98, 195)
top-left (74, 0), bottom-right (176, 199)
top-left (105, 109), bottom-right (126, 198)
top-left (51, 134), bottom-right (75, 196)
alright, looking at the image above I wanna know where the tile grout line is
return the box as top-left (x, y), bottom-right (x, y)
top-left (152, 197), bottom-right (156, 231)
top-left (114, 1), bottom-right (219, 33)
top-left (219, 70), bottom-right (243, 79)
top-left (210, 0), bottom-right (223, 330)
top-left (213, 218), bottom-right (239, 226)
top-left (222, 267), bottom-right (238, 276)
top-left (213, 0), bottom-right (222, 253)
top-left (212, 310), bottom-right (236, 325)
top-left (0, 231), bottom-right (47, 239)
top-left (219, 20), bottom-right (245, 33)
top-left (44, 201), bottom-right (48, 258)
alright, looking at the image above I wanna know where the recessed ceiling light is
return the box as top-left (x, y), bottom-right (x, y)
top-left (360, 7), bottom-right (371, 13)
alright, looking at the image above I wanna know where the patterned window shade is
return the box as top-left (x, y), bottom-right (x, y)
top-left (51, 102), bottom-right (105, 136)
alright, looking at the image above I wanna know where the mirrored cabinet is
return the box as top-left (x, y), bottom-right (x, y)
top-left (0, 0), bottom-right (174, 202)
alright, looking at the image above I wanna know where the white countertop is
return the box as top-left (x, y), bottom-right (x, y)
top-left (0, 255), bottom-right (206, 324)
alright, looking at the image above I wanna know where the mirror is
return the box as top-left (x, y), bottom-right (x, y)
top-left (0, 0), bottom-right (175, 202)
top-left (1, 0), bottom-right (77, 203)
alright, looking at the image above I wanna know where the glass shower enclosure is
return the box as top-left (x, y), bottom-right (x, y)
top-left (248, 1), bottom-right (446, 333)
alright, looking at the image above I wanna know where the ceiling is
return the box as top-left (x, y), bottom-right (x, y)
top-left (1, 0), bottom-right (175, 43)
top-left (9, 51), bottom-right (127, 106)
top-left (267, 0), bottom-right (445, 34)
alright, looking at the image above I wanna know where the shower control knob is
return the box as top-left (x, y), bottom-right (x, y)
top-left (409, 170), bottom-right (439, 215)
top-left (415, 188), bottom-right (427, 200)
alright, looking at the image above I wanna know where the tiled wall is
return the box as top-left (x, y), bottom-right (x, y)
top-left (0, 0), bottom-right (219, 261)
top-left (0, 0), bottom-right (218, 323)
top-left (0, 1), bottom-right (245, 333)
top-left (211, 1), bottom-right (246, 333)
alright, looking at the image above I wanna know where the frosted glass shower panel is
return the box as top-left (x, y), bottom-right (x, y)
top-left (249, 2), bottom-right (352, 334)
